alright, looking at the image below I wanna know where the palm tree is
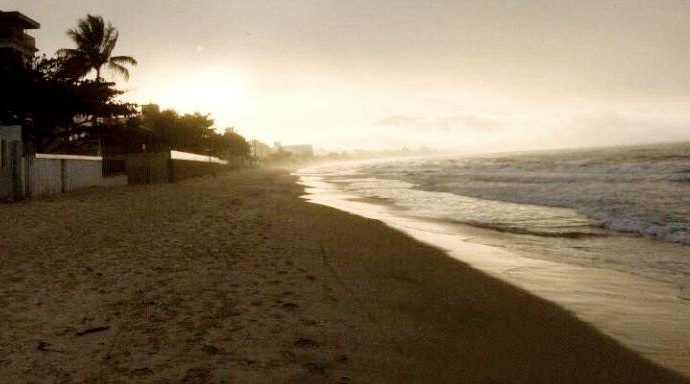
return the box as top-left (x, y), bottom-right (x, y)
top-left (58, 14), bottom-right (137, 82)
top-left (57, 15), bottom-right (137, 155)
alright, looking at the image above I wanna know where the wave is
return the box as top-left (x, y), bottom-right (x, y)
top-left (446, 219), bottom-right (609, 239)
top-left (348, 143), bottom-right (690, 245)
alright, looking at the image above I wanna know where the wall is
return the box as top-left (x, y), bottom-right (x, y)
top-left (169, 150), bottom-right (229, 182)
top-left (0, 125), bottom-right (22, 199)
top-left (122, 152), bottom-right (171, 184)
top-left (123, 151), bottom-right (231, 184)
top-left (27, 154), bottom-right (104, 197)
top-left (170, 159), bottom-right (225, 181)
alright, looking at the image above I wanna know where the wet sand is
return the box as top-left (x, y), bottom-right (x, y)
top-left (300, 173), bottom-right (690, 376)
top-left (0, 169), bottom-right (687, 383)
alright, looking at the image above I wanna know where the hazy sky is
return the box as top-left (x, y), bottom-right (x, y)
top-left (7, 0), bottom-right (690, 152)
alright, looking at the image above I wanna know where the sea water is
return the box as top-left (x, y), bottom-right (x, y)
top-left (297, 142), bottom-right (690, 376)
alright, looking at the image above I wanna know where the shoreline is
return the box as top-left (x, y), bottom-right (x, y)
top-left (1, 169), bottom-right (687, 382)
top-left (298, 167), bottom-right (690, 376)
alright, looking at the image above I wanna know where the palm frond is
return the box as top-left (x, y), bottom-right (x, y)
top-left (61, 14), bottom-right (136, 81)
top-left (107, 62), bottom-right (131, 81)
top-left (110, 56), bottom-right (138, 66)
top-left (55, 48), bottom-right (91, 79)
top-left (102, 30), bottom-right (119, 58)
top-left (66, 28), bottom-right (88, 48)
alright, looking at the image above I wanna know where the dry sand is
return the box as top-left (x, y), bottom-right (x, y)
top-left (0, 169), bottom-right (687, 383)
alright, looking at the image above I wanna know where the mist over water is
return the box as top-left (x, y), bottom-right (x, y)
top-left (355, 142), bottom-right (690, 243)
top-left (299, 142), bottom-right (690, 375)
top-left (303, 143), bottom-right (690, 301)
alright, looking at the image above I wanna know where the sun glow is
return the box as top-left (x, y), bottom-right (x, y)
top-left (139, 68), bottom-right (249, 119)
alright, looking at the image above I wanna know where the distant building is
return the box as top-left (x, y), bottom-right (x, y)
top-left (141, 103), bottom-right (161, 116)
top-left (0, 10), bottom-right (40, 63)
top-left (281, 144), bottom-right (314, 158)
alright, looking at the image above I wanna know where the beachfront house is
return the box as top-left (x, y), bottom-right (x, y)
top-left (0, 11), bottom-right (40, 199)
top-left (1, 10), bottom-right (115, 199)
top-left (0, 10), bottom-right (40, 63)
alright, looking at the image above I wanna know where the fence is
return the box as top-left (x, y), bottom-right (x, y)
top-left (3, 149), bottom-right (236, 198)
top-left (170, 150), bottom-right (228, 181)
top-left (26, 154), bottom-right (105, 197)
top-left (102, 158), bottom-right (126, 176)
top-left (120, 152), bottom-right (172, 184)
top-left (123, 150), bottom-right (231, 184)
top-left (0, 125), bottom-right (22, 200)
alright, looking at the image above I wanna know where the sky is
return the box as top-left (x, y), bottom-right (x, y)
top-left (6, 0), bottom-right (690, 152)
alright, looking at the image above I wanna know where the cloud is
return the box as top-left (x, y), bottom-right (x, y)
top-left (375, 114), bottom-right (504, 133)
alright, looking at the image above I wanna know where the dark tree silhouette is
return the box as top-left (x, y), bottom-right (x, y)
top-left (211, 130), bottom-right (251, 159)
top-left (56, 15), bottom-right (137, 154)
top-left (1, 55), bottom-right (136, 153)
top-left (138, 106), bottom-right (250, 158)
top-left (57, 14), bottom-right (137, 82)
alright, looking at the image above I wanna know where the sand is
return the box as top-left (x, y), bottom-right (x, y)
top-left (0, 168), bottom-right (687, 383)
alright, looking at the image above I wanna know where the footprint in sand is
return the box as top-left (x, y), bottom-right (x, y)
top-left (304, 360), bottom-right (329, 375)
top-left (293, 337), bottom-right (317, 348)
top-left (281, 302), bottom-right (299, 311)
top-left (180, 367), bottom-right (211, 383)
top-left (202, 344), bottom-right (222, 356)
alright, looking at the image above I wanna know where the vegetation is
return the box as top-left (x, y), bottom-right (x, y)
top-left (57, 14), bottom-right (137, 81)
top-left (135, 106), bottom-right (250, 159)
top-left (0, 55), bottom-right (135, 153)
top-left (0, 14), bottom-right (251, 160)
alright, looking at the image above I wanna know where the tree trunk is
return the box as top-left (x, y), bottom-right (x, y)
top-left (95, 66), bottom-right (102, 155)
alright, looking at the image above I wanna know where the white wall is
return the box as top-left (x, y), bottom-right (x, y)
top-left (28, 154), bottom-right (104, 197)
top-left (170, 150), bottom-right (228, 164)
top-left (29, 157), bottom-right (62, 196)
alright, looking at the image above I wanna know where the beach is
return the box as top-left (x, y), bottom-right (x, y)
top-left (298, 146), bottom-right (690, 377)
top-left (0, 169), bottom-right (687, 383)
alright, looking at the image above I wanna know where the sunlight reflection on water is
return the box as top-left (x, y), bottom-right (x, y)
top-left (297, 172), bottom-right (690, 377)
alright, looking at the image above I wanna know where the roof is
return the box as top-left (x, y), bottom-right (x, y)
top-left (0, 11), bottom-right (40, 29)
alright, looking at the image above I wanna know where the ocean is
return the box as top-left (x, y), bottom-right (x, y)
top-left (297, 142), bottom-right (690, 376)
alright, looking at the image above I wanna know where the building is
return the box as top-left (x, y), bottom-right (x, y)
top-left (141, 103), bottom-right (161, 116)
top-left (0, 10), bottom-right (39, 199)
top-left (0, 11), bottom-right (134, 200)
top-left (0, 10), bottom-right (40, 63)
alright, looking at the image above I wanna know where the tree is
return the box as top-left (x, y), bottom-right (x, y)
top-left (138, 106), bottom-right (250, 158)
top-left (0, 55), bottom-right (136, 153)
top-left (56, 15), bottom-right (137, 154)
top-left (213, 130), bottom-right (250, 159)
top-left (142, 108), bottom-right (215, 152)
top-left (57, 14), bottom-right (137, 82)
